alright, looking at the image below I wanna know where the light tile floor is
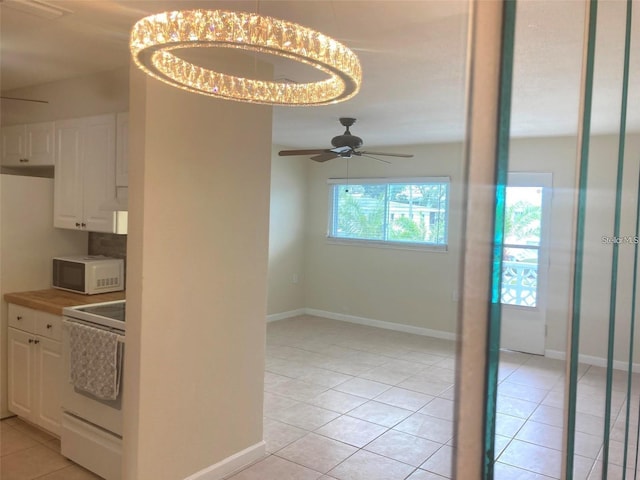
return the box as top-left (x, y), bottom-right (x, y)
top-left (0, 416), bottom-right (101, 480)
top-left (228, 315), bottom-right (640, 480)
top-left (3, 315), bottom-right (639, 480)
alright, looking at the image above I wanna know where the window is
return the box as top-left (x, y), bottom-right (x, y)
top-left (328, 177), bottom-right (449, 249)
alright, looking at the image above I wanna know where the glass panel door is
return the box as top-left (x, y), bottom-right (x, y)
top-left (500, 174), bottom-right (552, 355)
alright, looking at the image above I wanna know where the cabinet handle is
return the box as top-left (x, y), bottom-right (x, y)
top-left (19, 158), bottom-right (29, 163)
top-left (46, 324), bottom-right (53, 329)
top-left (28, 338), bottom-right (34, 344)
top-left (81, 222), bottom-right (86, 228)
top-left (16, 316), bottom-right (22, 321)
top-left (34, 339), bottom-right (40, 345)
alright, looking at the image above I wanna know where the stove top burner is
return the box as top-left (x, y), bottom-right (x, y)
top-left (64, 300), bottom-right (126, 332)
top-left (77, 302), bottom-right (125, 322)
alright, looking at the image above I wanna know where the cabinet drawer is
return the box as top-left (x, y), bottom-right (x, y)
top-left (8, 304), bottom-right (36, 333)
top-left (36, 312), bottom-right (63, 342)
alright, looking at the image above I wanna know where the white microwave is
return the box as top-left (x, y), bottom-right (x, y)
top-left (53, 256), bottom-right (124, 295)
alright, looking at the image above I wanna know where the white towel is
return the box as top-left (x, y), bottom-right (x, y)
top-left (66, 321), bottom-right (122, 401)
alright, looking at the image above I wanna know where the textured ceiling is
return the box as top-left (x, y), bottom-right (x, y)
top-left (1, 0), bottom-right (638, 149)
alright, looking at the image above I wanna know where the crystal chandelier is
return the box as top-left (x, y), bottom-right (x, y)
top-left (130, 9), bottom-right (362, 106)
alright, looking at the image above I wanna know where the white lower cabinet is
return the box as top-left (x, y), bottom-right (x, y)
top-left (7, 304), bottom-right (63, 436)
top-left (7, 328), bottom-right (35, 419)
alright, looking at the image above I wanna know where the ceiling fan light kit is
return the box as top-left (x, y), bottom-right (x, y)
top-left (129, 9), bottom-right (362, 106)
top-left (279, 118), bottom-right (415, 163)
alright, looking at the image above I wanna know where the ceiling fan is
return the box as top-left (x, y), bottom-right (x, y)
top-left (278, 117), bottom-right (414, 163)
top-left (0, 96), bottom-right (48, 104)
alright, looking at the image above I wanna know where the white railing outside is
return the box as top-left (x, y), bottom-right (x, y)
top-left (501, 261), bottom-right (538, 307)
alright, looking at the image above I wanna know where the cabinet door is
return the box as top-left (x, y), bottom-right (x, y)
top-left (116, 112), bottom-right (129, 187)
top-left (35, 337), bottom-right (62, 436)
top-left (1, 124), bottom-right (27, 166)
top-left (54, 118), bottom-right (85, 229)
top-left (83, 114), bottom-right (117, 233)
top-left (7, 328), bottom-right (35, 420)
top-left (26, 122), bottom-right (55, 166)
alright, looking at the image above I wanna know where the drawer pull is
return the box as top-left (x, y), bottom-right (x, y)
top-left (46, 324), bottom-right (53, 329)
top-left (28, 338), bottom-right (34, 344)
top-left (16, 316), bottom-right (22, 321)
top-left (34, 339), bottom-right (40, 345)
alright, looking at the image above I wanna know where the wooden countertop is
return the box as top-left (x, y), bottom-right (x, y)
top-left (4, 289), bottom-right (126, 316)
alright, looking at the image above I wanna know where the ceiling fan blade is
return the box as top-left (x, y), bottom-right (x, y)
top-left (310, 152), bottom-right (339, 162)
top-left (358, 151), bottom-right (414, 158)
top-left (278, 149), bottom-right (328, 156)
top-left (0, 95), bottom-right (48, 104)
top-left (360, 154), bottom-right (392, 165)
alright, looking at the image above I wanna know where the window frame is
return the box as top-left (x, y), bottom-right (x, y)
top-left (326, 176), bottom-right (451, 252)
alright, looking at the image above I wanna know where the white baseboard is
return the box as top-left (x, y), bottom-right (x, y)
top-left (544, 350), bottom-right (565, 362)
top-left (266, 309), bottom-right (306, 323)
top-left (304, 308), bottom-right (458, 341)
top-left (183, 441), bottom-right (266, 480)
top-left (545, 349), bottom-right (640, 373)
top-left (268, 311), bottom-right (640, 371)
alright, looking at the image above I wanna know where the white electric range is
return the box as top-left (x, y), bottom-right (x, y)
top-left (61, 300), bottom-right (125, 480)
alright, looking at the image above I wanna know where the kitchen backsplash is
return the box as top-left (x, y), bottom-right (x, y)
top-left (88, 232), bottom-right (127, 259)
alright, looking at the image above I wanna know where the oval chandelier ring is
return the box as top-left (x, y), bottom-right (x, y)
top-left (130, 9), bottom-right (362, 106)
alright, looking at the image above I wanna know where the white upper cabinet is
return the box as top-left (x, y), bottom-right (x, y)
top-left (1, 121), bottom-right (55, 166)
top-left (2, 125), bottom-right (27, 165)
top-left (54, 119), bottom-right (84, 228)
top-left (116, 112), bottom-right (129, 187)
top-left (54, 113), bottom-right (126, 233)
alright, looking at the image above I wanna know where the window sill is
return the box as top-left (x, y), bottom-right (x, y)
top-left (326, 237), bottom-right (448, 253)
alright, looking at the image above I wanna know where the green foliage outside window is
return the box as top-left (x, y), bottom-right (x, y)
top-left (330, 180), bottom-right (449, 247)
top-left (504, 200), bottom-right (541, 241)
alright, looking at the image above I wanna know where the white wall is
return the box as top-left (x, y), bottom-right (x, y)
top-left (302, 142), bottom-right (465, 336)
top-left (580, 133), bottom-right (640, 365)
top-left (0, 67), bottom-right (129, 125)
top-left (267, 146), bottom-right (307, 317)
top-left (267, 133), bottom-right (640, 366)
top-left (124, 56), bottom-right (271, 479)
